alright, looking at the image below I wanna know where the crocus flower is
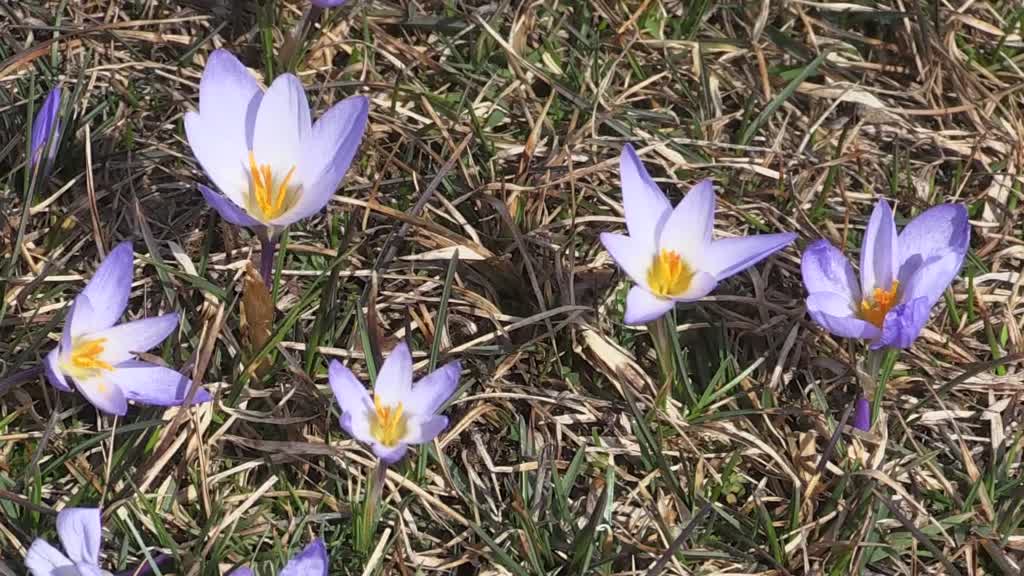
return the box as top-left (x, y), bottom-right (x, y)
top-left (802, 200), bottom-right (969, 349)
top-left (25, 507), bottom-right (109, 576)
top-left (30, 87), bottom-right (61, 171)
top-left (43, 241), bottom-right (212, 415)
top-left (328, 342), bottom-right (460, 464)
top-left (185, 50), bottom-right (369, 237)
top-left (853, 397), bottom-right (870, 431)
top-left (599, 144), bottom-right (797, 324)
top-left (230, 539), bottom-right (327, 576)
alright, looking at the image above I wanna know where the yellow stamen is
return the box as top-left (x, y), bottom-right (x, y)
top-left (859, 281), bottom-right (900, 328)
top-left (61, 337), bottom-right (113, 379)
top-left (646, 249), bottom-right (694, 298)
top-left (247, 151), bottom-right (298, 220)
top-left (370, 395), bottom-right (408, 447)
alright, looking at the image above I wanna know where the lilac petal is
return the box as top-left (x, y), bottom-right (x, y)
top-left (228, 569), bottom-right (254, 576)
top-left (658, 179), bottom-right (716, 261)
top-left (252, 73), bottom-right (311, 181)
top-left (874, 296), bottom-right (932, 350)
top-left (801, 239), bottom-right (861, 303)
top-left (45, 347), bottom-right (72, 392)
top-left (372, 442), bottom-right (409, 464)
top-left (897, 204), bottom-right (970, 304)
top-left (405, 415), bottom-right (448, 444)
top-left (374, 341), bottom-right (412, 407)
top-left (312, 0), bottom-right (348, 6)
top-left (619, 144), bottom-right (672, 255)
top-left (197, 184), bottom-right (260, 227)
top-left (623, 286), bottom-right (674, 325)
top-left (704, 232), bottom-right (796, 281)
top-left (74, 376), bottom-right (128, 415)
top-left (76, 565), bottom-right (107, 576)
top-left (407, 361), bottom-right (460, 416)
top-left (860, 199), bottom-right (898, 294)
top-left (279, 95), bottom-right (369, 226)
top-left (25, 539), bottom-right (74, 576)
top-left (56, 508), bottom-right (101, 565)
top-left (339, 411), bottom-right (373, 445)
top-left (853, 397), bottom-right (871, 431)
top-left (600, 232), bottom-right (651, 287)
top-left (107, 361), bottom-right (211, 407)
top-left (328, 360), bottom-right (372, 417)
top-left (674, 270), bottom-right (718, 302)
top-left (77, 241), bottom-right (134, 333)
top-left (91, 313), bottom-right (179, 365)
top-left (900, 252), bottom-right (963, 308)
top-left (806, 292), bottom-right (881, 340)
top-left (31, 87), bottom-right (61, 168)
top-left (279, 539), bottom-right (328, 576)
top-left (67, 295), bottom-right (97, 342)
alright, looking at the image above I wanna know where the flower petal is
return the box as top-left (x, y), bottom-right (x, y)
top-left (312, 0), bottom-right (348, 6)
top-left (404, 415), bottom-right (448, 445)
top-left (328, 360), bottom-right (372, 417)
top-left (874, 296), bottom-right (932, 350)
top-left (806, 292), bottom-right (880, 340)
top-left (45, 347), bottom-right (71, 392)
top-left (801, 239), bottom-right (861, 303)
top-left (77, 241), bottom-right (134, 333)
top-left (25, 539), bottom-right (74, 576)
top-left (674, 270), bottom-right (718, 302)
top-left (658, 179), bottom-right (716, 262)
top-left (407, 361), bottom-right (460, 416)
top-left (252, 73), bottom-right (311, 180)
top-left (860, 199), bottom-right (898, 294)
top-left (197, 184), bottom-right (261, 227)
top-left (704, 232), bottom-right (796, 281)
top-left (853, 397), bottom-right (871, 431)
top-left (277, 95), bottom-right (369, 226)
top-left (374, 341), bottom-right (413, 406)
top-left (31, 87), bottom-right (61, 168)
top-left (599, 232), bottom-right (651, 287)
top-left (623, 286), bottom-right (674, 325)
top-left (107, 361), bottom-right (211, 407)
top-left (279, 539), bottom-right (328, 576)
top-left (372, 442), bottom-right (409, 464)
top-left (67, 295), bottom-right (97, 342)
top-left (74, 375), bottom-right (128, 415)
top-left (896, 204), bottom-right (970, 304)
top-left (91, 314), bottom-right (179, 366)
top-left (228, 569), bottom-right (254, 576)
top-left (619, 144), bottom-right (672, 254)
top-left (57, 508), bottom-right (101, 565)
top-left (339, 411), bottom-right (373, 445)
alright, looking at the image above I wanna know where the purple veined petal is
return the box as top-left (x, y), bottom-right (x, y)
top-left (90, 313), bottom-right (179, 366)
top-left (56, 508), bottom-right (101, 566)
top-left (801, 239), bottom-right (861, 303)
top-left (45, 347), bottom-right (72, 392)
top-left (853, 397), bottom-right (871, 431)
top-left (74, 375), bottom-right (129, 416)
top-left (372, 442), bottom-right (409, 464)
top-left (228, 568), bottom-right (254, 576)
top-left (328, 360), bottom-right (372, 417)
top-left (874, 296), bottom-right (932, 350)
top-left (657, 179), bottom-right (716, 262)
top-left (599, 232), bottom-right (651, 288)
top-left (806, 292), bottom-right (881, 340)
top-left (860, 199), bottom-right (898, 294)
top-left (197, 184), bottom-right (261, 227)
top-left (406, 361), bottom-right (460, 416)
top-left (623, 285), bottom-right (674, 325)
top-left (704, 232), bottom-right (797, 282)
top-left (106, 361), bottom-right (211, 407)
top-left (373, 341), bottom-right (413, 407)
top-left (619, 144), bottom-right (672, 255)
top-left (25, 539), bottom-right (74, 576)
top-left (896, 204), bottom-right (969, 301)
top-left (404, 414), bottom-right (448, 445)
top-left (78, 242), bottom-right (134, 333)
top-left (311, 0), bottom-right (348, 7)
top-left (278, 95), bottom-right (369, 226)
top-left (30, 87), bottom-right (62, 169)
top-left (279, 539), bottom-right (328, 576)
top-left (252, 73), bottom-right (311, 180)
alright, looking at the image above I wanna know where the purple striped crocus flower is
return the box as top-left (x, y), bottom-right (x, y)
top-left (25, 508), bottom-right (108, 576)
top-left (43, 241), bottom-right (211, 415)
top-left (599, 144), bottom-right (797, 324)
top-left (230, 539), bottom-right (327, 576)
top-left (329, 342), bottom-right (460, 464)
top-left (30, 87), bottom-right (61, 171)
top-left (185, 50), bottom-right (369, 238)
top-left (802, 200), bottom-right (969, 349)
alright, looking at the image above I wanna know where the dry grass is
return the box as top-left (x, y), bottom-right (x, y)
top-left (2, 1), bottom-right (1023, 574)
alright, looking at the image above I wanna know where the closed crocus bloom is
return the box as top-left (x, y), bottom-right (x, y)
top-left (43, 241), bottom-right (212, 415)
top-left (600, 144), bottom-right (797, 324)
top-left (30, 87), bottom-right (61, 170)
top-left (25, 508), bottom-right (112, 576)
top-left (185, 50), bottom-right (369, 236)
top-left (802, 200), bottom-right (969, 349)
top-left (329, 342), bottom-right (460, 464)
top-left (230, 540), bottom-right (327, 576)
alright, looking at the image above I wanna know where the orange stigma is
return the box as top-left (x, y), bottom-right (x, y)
top-left (370, 395), bottom-right (408, 447)
top-left (62, 337), bottom-right (113, 379)
top-left (646, 249), bottom-right (694, 298)
top-left (248, 151), bottom-right (297, 220)
top-left (859, 281), bottom-right (900, 328)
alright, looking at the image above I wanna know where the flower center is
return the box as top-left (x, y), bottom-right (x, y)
top-left (646, 249), bottom-right (694, 298)
top-left (369, 395), bottom-right (408, 447)
top-left (247, 151), bottom-right (298, 220)
top-left (61, 337), bottom-right (113, 380)
top-left (859, 281), bottom-right (900, 328)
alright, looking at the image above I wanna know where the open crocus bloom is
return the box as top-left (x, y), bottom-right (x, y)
top-left (230, 540), bottom-right (327, 576)
top-left (43, 242), bottom-right (212, 415)
top-left (25, 508), bottom-right (112, 576)
top-left (802, 200), bottom-right (969, 349)
top-left (185, 49), bottom-right (369, 236)
top-left (600, 144), bottom-right (797, 324)
top-left (329, 342), bottom-right (460, 464)
top-left (30, 87), bottom-right (61, 171)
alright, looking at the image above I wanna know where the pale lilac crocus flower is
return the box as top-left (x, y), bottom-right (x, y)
top-left (230, 540), bottom-right (327, 576)
top-left (43, 241), bottom-right (211, 415)
top-left (25, 508), bottom-right (110, 576)
top-left (185, 49), bottom-right (369, 238)
top-left (329, 342), bottom-right (460, 464)
top-left (311, 0), bottom-right (347, 7)
top-left (30, 87), bottom-right (61, 171)
top-left (600, 144), bottom-right (797, 324)
top-left (802, 200), bottom-right (969, 349)
top-left (853, 397), bottom-right (870, 431)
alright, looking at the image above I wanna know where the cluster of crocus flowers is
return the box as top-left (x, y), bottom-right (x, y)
top-left (30, 87), bottom-right (61, 172)
top-left (26, 508), bottom-right (108, 576)
top-left (231, 540), bottom-right (328, 576)
top-left (600, 144), bottom-right (797, 324)
top-left (185, 50), bottom-right (369, 238)
top-left (43, 241), bottom-right (211, 415)
top-left (329, 342), bottom-right (460, 464)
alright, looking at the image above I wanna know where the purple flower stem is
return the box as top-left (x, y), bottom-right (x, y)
top-left (114, 553), bottom-right (172, 576)
top-left (0, 365), bottom-right (44, 396)
top-left (259, 234), bottom-right (276, 288)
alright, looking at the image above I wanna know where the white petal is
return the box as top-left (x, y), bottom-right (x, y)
top-left (252, 74), bottom-right (311, 180)
top-left (57, 508), bottom-right (101, 565)
top-left (860, 199), bottom-right (898, 293)
top-left (672, 270), bottom-right (717, 301)
top-left (185, 112), bottom-right (248, 204)
top-left (600, 232), bottom-right (652, 288)
top-left (74, 375), bottom-right (128, 416)
top-left (623, 286), bottom-right (674, 325)
top-left (90, 314), bottom-right (179, 366)
top-left (25, 539), bottom-right (74, 576)
top-left (658, 179), bottom-right (715, 263)
top-left (373, 341), bottom-right (412, 407)
top-left (619, 144), bottom-right (672, 255)
top-left (78, 242), bottom-right (133, 332)
top-left (328, 360), bottom-right (372, 417)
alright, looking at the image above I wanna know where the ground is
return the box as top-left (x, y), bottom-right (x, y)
top-left (1, 1), bottom-right (1023, 574)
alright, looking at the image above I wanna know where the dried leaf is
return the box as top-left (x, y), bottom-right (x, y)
top-left (241, 263), bottom-right (274, 378)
